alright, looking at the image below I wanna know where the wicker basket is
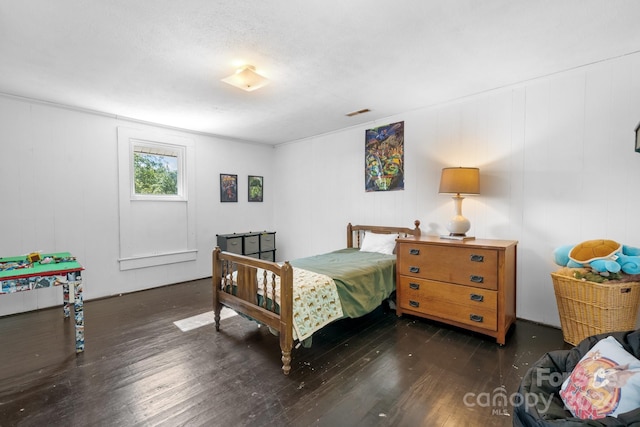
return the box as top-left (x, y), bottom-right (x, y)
top-left (551, 272), bottom-right (640, 345)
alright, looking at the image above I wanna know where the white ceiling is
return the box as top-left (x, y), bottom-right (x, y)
top-left (1, 1), bottom-right (640, 145)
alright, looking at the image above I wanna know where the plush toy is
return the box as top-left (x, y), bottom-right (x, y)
top-left (554, 240), bottom-right (621, 273)
top-left (590, 259), bottom-right (622, 274)
top-left (553, 244), bottom-right (575, 268)
top-left (623, 245), bottom-right (640, 257)
top-left (554, 240), bottom-right (640, 276)
top-left (617, 252), bottom-right (640, 274)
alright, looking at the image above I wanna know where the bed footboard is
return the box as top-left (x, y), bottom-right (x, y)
top-left (212, 247), bottom-right (294, 375)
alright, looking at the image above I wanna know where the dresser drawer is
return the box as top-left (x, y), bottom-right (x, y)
top-left (223, 236), bottom-right (243, 254)
top-left (397, 243), bottom-right (498, 290)
top-left (260, 250), bottom-right (275, 261)
top-left (243, 234), bottom-right (260, 254)
top-left (398, 276), bottom-right (498, 331)
top-left (260, 233), bottom-right (276, 251)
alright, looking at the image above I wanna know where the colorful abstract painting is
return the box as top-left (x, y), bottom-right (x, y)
top-left (365, 121), bottom-right (404, 192)
top-left (220, 173), bottom-right (238, 202)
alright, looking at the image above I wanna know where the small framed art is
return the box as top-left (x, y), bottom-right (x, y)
top-left (635, 121), bottom-right (640, 153)
top-left (248, 175), bottom-right (263, 202)
top-left (220, 174), bottom-right (238, 202)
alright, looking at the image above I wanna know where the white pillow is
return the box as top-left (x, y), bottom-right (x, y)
top-left (360, 232), bottom-right (398, 255)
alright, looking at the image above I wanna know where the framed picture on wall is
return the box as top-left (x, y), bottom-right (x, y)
top-left (636, 121), bottom-right (640, 153)
top-left (248, 175), bottom-right (263, 202)
top-left (220, 174), bottom-right (238, 202)
top-left (365, 121), bottom-right (404, 192)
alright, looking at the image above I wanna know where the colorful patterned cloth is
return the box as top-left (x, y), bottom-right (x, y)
top-left (255, 267), bottom-right (344, 342)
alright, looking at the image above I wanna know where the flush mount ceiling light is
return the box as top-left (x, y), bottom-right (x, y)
top-left (221, 65), bottom-right (269, 92)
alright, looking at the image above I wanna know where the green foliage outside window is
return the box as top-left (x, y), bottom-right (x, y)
top-left (134, 152), bottom-right (178, 195)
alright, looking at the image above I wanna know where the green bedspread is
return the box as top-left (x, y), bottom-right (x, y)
top-left (290, 248), bottom-right (396, 318)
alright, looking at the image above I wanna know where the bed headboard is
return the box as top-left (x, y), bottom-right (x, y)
top-left (347, 220), bottom-right (421, 248)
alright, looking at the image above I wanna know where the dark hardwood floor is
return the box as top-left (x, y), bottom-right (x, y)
top-left (0, 278), bottom-right (571, 427)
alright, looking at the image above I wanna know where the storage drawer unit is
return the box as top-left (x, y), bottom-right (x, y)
top-left (216, 231), bottom-right (276, 260)
top-left (396, 236), bottom-right (517, 344)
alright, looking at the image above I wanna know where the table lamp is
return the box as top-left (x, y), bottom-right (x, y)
top-left (438, 167), bottom-right (480, 239)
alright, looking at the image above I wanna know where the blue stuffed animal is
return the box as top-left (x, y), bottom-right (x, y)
top-left (553, 243), bottom-right (620, 273)
top-left (554, 241), bottom-right (640, 275)
top-left (617, 246), bottom-right (640, 274)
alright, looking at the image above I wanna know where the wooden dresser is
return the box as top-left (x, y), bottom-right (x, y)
top-left (396, 235), bottom-right (517, 344)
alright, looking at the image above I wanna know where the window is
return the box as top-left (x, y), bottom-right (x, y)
top-left (117, 127), bottom-right (196, 270)
top-left (131, 140), bottom-right (185, 200)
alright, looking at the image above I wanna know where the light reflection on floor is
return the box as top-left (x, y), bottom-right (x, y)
top-left (173, 308), bottom-right (237, 332)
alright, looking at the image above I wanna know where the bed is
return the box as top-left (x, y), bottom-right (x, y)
top-left (211, 220), bottom-right (421, 375)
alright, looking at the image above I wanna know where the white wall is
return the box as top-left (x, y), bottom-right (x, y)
top-left (274, 52), bottom-right (640, 327)
top-left (0, 97), bottom-right (275, 316)
top-left (3, 52), bottom-right (640, 327)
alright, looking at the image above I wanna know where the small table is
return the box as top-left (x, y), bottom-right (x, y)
top-left (0, 252), bottom-right (85, 353)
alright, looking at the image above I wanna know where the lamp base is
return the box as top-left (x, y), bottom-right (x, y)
top-left (445, 195), bottom-right (472, 236)
top-left (439, 234), bottom-right (476, 241)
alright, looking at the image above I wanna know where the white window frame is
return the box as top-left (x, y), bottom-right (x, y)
top-left (130, 139), bottom-right (187, 201)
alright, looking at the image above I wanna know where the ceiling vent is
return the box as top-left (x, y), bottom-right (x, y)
top-left (345, 108), bottom-right (371, 117)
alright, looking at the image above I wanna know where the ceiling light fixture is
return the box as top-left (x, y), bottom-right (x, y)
top-left (221, 65), bottom-right (269, 92)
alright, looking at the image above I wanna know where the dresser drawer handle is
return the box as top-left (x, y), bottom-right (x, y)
top-left (470, 314), bottom-right (484, 323)
top-left (470, 275), bottom-right (484, 283)
top-left (470, 254), bottom-right (484, 262)
top-left (409, 300), bottom-right (420, 308)
top-left (409, 266), bottom-right (420, 273)
top-left (409, 248), bottom-right (420, 255)
top-left (409, 282), bottom-right (420, 290)
top-left (470, 293), bottom-right (484, 302)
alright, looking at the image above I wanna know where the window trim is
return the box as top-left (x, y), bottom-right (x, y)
top-left (130, 138), bottom-right (187, 201)
top-left (116, 127), bottom-right (196, 270)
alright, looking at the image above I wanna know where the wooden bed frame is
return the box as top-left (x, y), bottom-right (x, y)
top-left (212, 220), bottom-right (421, 374)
